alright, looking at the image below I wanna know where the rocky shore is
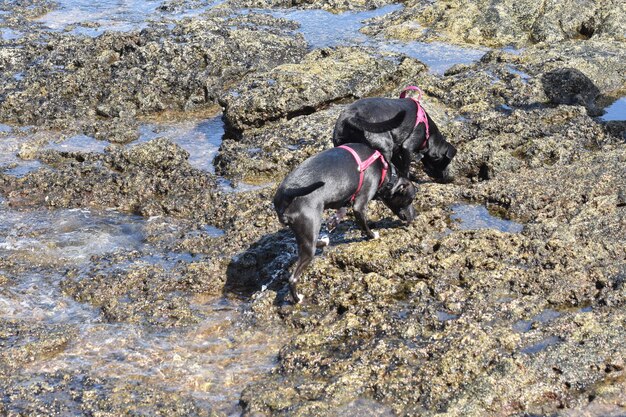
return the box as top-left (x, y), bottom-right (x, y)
top-left (0, 0), bottom-right (624, 415)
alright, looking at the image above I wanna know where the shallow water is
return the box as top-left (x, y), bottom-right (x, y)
top-left (450, 204), bottom-right (524, 233)
top-left (600, 96), bottom-right (626, 121)
top-left (33, 1), bottom-right (487, 73)
top-left (270, 5), bottom-right (403, 49)
top-left (35, 0), bottom-right (218, 36)
top-left (0, 204), bottom-right (280, 414)
top-left (135, 115), bottom-right (224, 173)
top-left (271, 5), bottom-right (487, 74)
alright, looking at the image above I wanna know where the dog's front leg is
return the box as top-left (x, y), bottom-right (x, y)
top-left (353, 201), bottom-right (379, 240)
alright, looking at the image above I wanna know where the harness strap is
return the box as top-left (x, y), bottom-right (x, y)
top-left (400, 85), bottom-right (430, 150)
top-left (337, 145), bottom-right (388, 203)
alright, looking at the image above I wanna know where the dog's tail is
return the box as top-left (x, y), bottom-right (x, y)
top-left (347, 110), bottom-right (406, 133)
top-left (283, 181), bottom-right (325, 199)
top-left (275, 181), bottom-right (325, 224)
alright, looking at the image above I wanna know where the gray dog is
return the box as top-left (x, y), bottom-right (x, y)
top-left (274, 142), bottom-right (417, 303)
top-left (333, 87), bottom-right (457, 182)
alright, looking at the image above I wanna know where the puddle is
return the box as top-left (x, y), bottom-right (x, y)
top-left (46, 134), bottom-right (108, 153)
top-left (135, 115), bottom-right (224, 173)
top-left (600, 96), bottom-right (626, 121)
top-left (381, 40), bottom-right (487, 75)
top-left (512, 309), bottom-right (561, 333)
top-left (436, 310), bottom-right (460, 322)
top-left (0, 128), bottom-right (48, 177)
top-left (520, 335), bottom-right (561, 355)
top-left (0, 207), bottom-right (146, 267)
top-left (0, 27), bottom-right (22, 41)
top-left (271, 5), bottom-right (402, 49)
top-left (513, 320), bottom-right (533, 333)
top-left (506, 65), bottom-right (531, 81)
top-left (533, 308), bottom-right (561, 323)
top-left (450, 204), bottom-right (524, 233)
top-left (35, 0), bottom-right (219, 36)
top-left (270, 5), bottom-right (487, 74)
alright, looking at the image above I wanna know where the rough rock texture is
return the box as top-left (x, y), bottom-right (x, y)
top-left (224, 0), bottom-right (395, 12)
top-left (447, 105), bottom-right (620, 182)
top-left (61, 253), bottom-right (219, 327)
top-left (410, 40), bottom-right (626, 116)
top-left (1, 0), bottom-right (626, 415)
top-left (0, 138), bottom-right (225, 220)
top-left (0, 371), bottom-right (217, 417)
top-left (542, 67), bottom-right (601, 113)
top-left (215, 106), bottom-right (341, 184)
top-left (0, 11), bottom-right (306, 142)
top-left (0, 320), bottom-right (76, 373)
top-left (362, 0), bottom-right (626, 47)
top-left (219, 47), bottom-right (426, 134)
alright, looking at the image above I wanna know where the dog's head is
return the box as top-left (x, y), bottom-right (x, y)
top-left (382, 177), bottom-right (417, 223)
top-left (422, 140), bottom-right (456, 184)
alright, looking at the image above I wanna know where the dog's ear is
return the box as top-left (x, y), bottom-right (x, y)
top-left (445, 144), bottom-right (457, 160)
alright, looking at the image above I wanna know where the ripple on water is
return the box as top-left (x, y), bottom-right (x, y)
top-left (0, 204), bottom-right (276, 415)
top-left (450, 204), bottom-right (524, 233)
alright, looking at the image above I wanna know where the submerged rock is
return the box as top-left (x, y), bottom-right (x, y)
top-left (0, 371), bottom-right (217, 416)
top-left (0, 138), bottom-right (224, 220)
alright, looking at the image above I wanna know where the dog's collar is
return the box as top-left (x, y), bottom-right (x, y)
top-left (375, 163), bottom-right (399, 200)
top-left (337, 145), bottom-right (388, 203)
top-left (400, 86), bottom-right (430, 150)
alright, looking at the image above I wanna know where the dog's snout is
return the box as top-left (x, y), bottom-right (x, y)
top-left (398, 204), bottom-right (417, 223)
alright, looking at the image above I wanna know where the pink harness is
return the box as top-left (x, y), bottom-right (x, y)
top-left (337, 145), bottom-right (388, 203)
top-left (400, 86), bottom-right (430, 150)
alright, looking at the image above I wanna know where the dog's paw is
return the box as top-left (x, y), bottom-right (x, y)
top-left (372, 231), bottom-right (380, 239)
top-left (297, 293), bottom-right (305, 303)
top-left (317, 234), bottom-right (330, 247)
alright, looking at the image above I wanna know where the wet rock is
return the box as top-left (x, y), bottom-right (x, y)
top-left (416, 41), bottom-right (626, 115)
top-left (0, 11), bottom-right (307, 141)
top-left (0, 371), bottom-right (218, 416)
top-left (216, 106), bottom-right (341, 184)
top-left (448, 105), bottom-right (618, 182)
top-left (62, 260), bottom-right (197, 327)
top-left (0, 0), bottom-right (57, 29)
top-left (224, 0), bottom-right (395, 13)
top-left (0, 138), bottom-right (224, 221)
top-left (0, 320), bottom-right (76, 373)
top-left (239, 215), bottom-right (625, 416)
top-left (542, 68), bottom-right (602, 116)
top-left (363, 0), bottom-right (626, 47)
top-left (220, 47), bottom-right (426, 134)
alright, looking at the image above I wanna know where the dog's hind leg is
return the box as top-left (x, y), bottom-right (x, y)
top-left (288, 212), bottom-right (321, 303)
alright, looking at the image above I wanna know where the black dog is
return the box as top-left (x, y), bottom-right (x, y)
top-left (333, 89), bottom-right (457, 182)
top-left (274, 143), bottom-right (417, 303)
